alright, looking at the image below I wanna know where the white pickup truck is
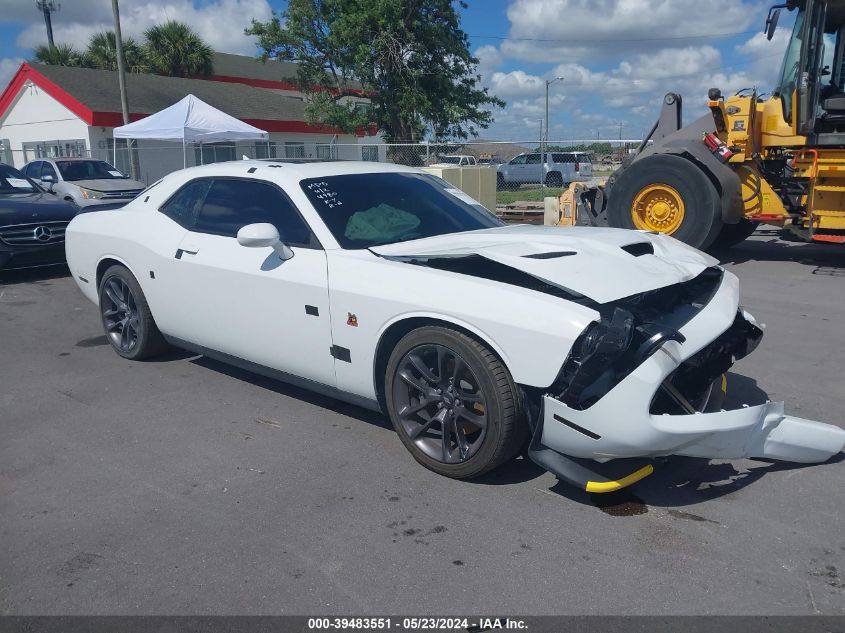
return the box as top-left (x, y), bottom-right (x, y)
top-left (428, 155), bottom-right (478, 167)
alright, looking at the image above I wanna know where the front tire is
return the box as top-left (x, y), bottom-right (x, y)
top-left (384, 326), bottom-right (526, 479)
top-left (607, 154), bottom-right (723, 250)
top-left (98, 265), bottom-right (168, 360)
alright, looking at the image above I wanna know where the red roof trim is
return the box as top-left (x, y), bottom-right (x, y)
top-left (0, 63), bottom-right (95, 124)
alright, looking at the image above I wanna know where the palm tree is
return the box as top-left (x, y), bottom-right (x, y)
top-left (143, 21), bottom-right (213, 77)
top-left (83, 31), bottom-right (147, 73)
top-left (33, 43), bottom-right (83, 67)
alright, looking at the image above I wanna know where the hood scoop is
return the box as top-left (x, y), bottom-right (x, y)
top-left (522, 250), bottom-right (577, 259)
top-left (621, 242), bottom-right (654, 257)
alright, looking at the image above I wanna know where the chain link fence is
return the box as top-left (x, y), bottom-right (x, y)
top-left (2, 139), bottom-right (639, 208)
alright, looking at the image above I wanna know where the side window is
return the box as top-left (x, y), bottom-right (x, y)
top-left (510, 155), bottom-right (526, 165)
top-left (525, 154), bottom-right (541, 164)
top-left (194, 178), bottom-right (317, 248)
top-left (160, 179), bottom-right (214, 228)
top-left (41, 162), bottom-right (58, 181)
top-left (25, 162), bottom-right (41, 179)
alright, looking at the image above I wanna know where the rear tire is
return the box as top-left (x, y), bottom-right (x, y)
top-left (384, 326), bottom-right (526, 480)
top-left (98, 265), bottom-right (168, 360)
top-left (709, 220), bottom-right (759, 250)
top-left (607, 154), bottom-right (723, 250)
top-left (545, 172), bottom-right (563, 187)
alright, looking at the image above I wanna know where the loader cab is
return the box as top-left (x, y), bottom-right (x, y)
top-left (772, 0), bottom-right (845, 140)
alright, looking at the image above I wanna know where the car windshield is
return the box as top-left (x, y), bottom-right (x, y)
top-left (300, 172), bottom-right (503, 249)
top-left (55, 160), bottom-right (127, 181)
top-left (0, 164), bottom-right (39, 194)
top-left (436, 157), bottom-right (462, 164)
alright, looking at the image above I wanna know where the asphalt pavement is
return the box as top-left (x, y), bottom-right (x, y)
top-left (1, 227), bottom-right (843, 615)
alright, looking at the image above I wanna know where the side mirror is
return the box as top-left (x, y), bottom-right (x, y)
top-left (237, 222), bottom-right (294, 260)
top-left (765, 7), bottom-right (781, 41)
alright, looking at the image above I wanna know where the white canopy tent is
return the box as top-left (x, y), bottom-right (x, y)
top-left (112, 94), bottom-right (269, 168)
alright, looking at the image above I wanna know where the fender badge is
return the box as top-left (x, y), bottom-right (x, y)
top-left (347, 312), bottom-right (358, 327)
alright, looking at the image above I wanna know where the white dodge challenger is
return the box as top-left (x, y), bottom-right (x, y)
top-left (65, 160), bottom-right (845, 492)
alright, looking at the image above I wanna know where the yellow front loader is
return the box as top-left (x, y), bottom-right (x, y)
top-left (562, 0), bottom-right (845, 249)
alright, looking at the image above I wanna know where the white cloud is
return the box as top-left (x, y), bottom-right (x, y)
top-left (14, 0), bottom-right (272, 56)
top-left (474, 45), bottom-right (503, 80)
top-left (488, 69), bottom-right (545, 98)
top-left (501, 0), bottom-right (761, 62)
top-left (0, 57), bottom-right (24, 93)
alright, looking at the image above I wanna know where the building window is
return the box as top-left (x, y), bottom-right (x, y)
top-left (195, 142), bottom-right (236, 165)
top-left (255, 142), bottom-right (277, 159)
top-left (316, 144), bottom-right (336, 160)
top-left (284, 142), bottom-right (305, 159)
top-left (22, 139), bottom-right (86, 162)
top-left (362, 145), bottom-right (379, 162)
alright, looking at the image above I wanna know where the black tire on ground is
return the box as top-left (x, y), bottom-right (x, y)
top-left (545, 171), bottom-right (563, 187)
top-left (709, 220), bottom-right (759, 250)
top-left (606, 154), bottom-right (723, 250)
top-left (384, 326), bottom-right (527, 480)
top-left (98, 264), bottom-right (169, 360)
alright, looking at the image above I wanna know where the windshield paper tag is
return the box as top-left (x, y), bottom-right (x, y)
top-left (444, 188), bottom-right (480, 205)
top-left (6, 178), bottom-right (34, 189)
top-left (108, 170), bottom-right (123, 177)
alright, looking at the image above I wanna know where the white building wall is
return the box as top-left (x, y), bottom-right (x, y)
top-left (0, 81), bottom-right (90, 168)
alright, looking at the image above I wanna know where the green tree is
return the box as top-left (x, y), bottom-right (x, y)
top-left (33, 43), bottom-right (83, 67)
top-left (246, 0), bottom-right (504, 153)
top-left (83, 31), bottom-right (147, 73)
top-left (143, 21), bottom-right (213, 77)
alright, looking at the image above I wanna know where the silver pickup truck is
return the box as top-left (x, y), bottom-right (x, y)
top-left (497, 152), bottom-right (592, 189)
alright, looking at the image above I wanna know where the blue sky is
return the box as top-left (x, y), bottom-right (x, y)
top-left (0, 0), bottom-right (794, 141)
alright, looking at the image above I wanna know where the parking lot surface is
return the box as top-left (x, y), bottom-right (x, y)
top-left (1, 228), bottom-right (843, 615)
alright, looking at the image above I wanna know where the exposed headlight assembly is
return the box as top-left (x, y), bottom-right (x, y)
top-left (554, 307), bottom-right (685, 410)
top-left (80, 187), bottom-right (105, 200)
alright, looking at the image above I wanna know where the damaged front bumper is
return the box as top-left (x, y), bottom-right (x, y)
top-left (528, 269), bottom-right (845, 492)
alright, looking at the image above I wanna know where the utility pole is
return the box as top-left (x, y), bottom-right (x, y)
top-left (111, 0), bottom-right (138, 179)
top-left (35, 1), bottom-right (59, 49)
top-left (542, 76), bottom-right (563, 198)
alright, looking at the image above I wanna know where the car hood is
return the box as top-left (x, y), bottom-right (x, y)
top-left (0, 192), bottom-right (79, 224)
top-left (370, 225), bottom-right (719, 304)
top-left (68, 179), bottom-right (145, 192)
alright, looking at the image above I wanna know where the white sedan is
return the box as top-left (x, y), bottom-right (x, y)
top-left (65, 160), bottom-right (845, 492)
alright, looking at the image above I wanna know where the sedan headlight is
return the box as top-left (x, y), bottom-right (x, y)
top-left (79, 187), bottom-right (105, 200)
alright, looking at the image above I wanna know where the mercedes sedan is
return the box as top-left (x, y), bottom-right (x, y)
top-left (64, 160), bottom-right (845, 492)
top-left (0, 162), bottom-right (78, 270)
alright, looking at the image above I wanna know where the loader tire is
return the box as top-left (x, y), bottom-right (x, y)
top-left (607, 154), bottom-right (723, 250)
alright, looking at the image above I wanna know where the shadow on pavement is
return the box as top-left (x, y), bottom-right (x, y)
top-left (189, 354), bottom-right (392, 431)
top-left (713, 228), bottom-right (845, 270)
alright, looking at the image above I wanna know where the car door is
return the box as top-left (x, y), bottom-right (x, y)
top-left (159, 176), bottom-right (335, 386)
top-left (525, 153), bottom-right (542, 185)
top-left (505, 154), bottom-right (527, 182)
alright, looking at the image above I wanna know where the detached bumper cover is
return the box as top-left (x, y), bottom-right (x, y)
top-left (529, 270), bottom-right (845, 490)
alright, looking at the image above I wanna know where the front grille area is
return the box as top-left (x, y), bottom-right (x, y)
top-left (0, 221), bottom-right (69, 246)
top-left (102, 190), bottom-right (142, 199)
